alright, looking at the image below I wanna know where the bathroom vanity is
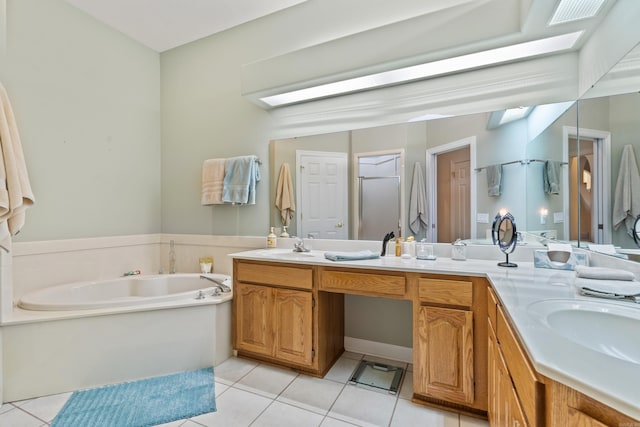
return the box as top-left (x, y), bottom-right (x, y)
top-left (230, 249), bottom-right (640, 425)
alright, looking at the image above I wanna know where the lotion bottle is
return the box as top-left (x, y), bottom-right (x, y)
top-left (267, 227), bottom-right (277, 248)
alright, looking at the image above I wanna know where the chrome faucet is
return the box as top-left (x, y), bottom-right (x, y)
top-left (200, 275), bottom-right (231, 293)
top-left (293, 237), bottom-right (311, 252)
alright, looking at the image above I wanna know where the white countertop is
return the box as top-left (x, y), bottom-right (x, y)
top-left (230, 248), bottom-right (640, 420)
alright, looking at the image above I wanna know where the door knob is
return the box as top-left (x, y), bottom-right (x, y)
top-left (336, 222), bottom-right (343, 228)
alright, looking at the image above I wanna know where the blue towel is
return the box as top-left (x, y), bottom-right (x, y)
top-left (222, 155), bottom-right (261, 205)
top-left (324, 250), bottom-right (380, 261)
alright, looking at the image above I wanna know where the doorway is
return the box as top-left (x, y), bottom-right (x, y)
top-left (296, 150), bottom-right (348, 239)
top-left (563, 127), bottom-right (611, 244)
top-left (426, 136), bottom-right (477, 243)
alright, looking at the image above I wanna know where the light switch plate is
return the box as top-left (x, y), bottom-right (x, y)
top-left (476, 213), bottom-right (489, 223)
top-left (553, 212), bottom-right (564, 223)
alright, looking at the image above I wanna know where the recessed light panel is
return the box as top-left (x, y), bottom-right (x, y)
top-left (549, 0), bottom-right (607, 25)
top-left (260, 32), bottom-right (583, 107)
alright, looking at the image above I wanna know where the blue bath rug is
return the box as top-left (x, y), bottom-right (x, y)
top-left (51, 367), bottom-right (216, 427)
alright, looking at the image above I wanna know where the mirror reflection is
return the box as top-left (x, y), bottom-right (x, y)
top-left (270, 99), bottom-right (576, 244)
top-left (268, 42), bottom-right (640, 264)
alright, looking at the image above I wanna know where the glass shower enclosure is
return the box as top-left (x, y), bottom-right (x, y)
top-left (356, 152), bottom-right (402, 241)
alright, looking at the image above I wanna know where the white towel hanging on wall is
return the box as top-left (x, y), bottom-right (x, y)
top-left (409, 162), bottom-right (428, 237)
top-left (613, 144), bottom-right (640, 236)
top-left (275, 162), bottom-right (295, 226)
top-left (0, 82), bottom-right (35, 251)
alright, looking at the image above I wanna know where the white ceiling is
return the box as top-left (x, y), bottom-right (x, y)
top-left (65, 0), bottom-right (309, 52)
top-left (64, 0), bottom-right (618, 57)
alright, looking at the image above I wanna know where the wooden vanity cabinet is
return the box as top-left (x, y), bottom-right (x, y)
top-left (412, 274), bottom-right (488, 417)
top-left (233, 260), bottom-right (344, 376)
top-left (487, 287), bottom-right (544, 427)
top-left (546, 378), bottom-right (640, 427)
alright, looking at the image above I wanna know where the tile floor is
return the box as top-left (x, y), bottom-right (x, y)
top-left (0, 352), bottom-right (490, 427)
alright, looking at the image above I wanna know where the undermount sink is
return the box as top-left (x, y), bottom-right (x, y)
top-left (527, 299), bottom-right (640, 364)
top-left (265, 250), bottom-right (318, 259)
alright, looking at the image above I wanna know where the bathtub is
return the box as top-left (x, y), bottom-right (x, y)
top-left (18, 273), bottom-right (232, 311)
top-left (4, 273), bottom-right (233, 402)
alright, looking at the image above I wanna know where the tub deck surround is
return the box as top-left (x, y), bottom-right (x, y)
top-left (2, 273), bottom-right (234, 402)
top-left (229, 248), bottom-right (640, 421)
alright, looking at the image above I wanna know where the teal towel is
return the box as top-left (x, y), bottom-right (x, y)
top-left (324, 250), bottom-right (380, 261)
top-left (222, 155), bottom-right (261, 204)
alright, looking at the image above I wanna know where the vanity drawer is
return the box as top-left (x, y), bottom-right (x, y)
top-left (319, 268), bottom-right (406, 298)
top-left (235, 261), bottom-right (313, 290)
top-left (418, 278), bottom-right (473, 307)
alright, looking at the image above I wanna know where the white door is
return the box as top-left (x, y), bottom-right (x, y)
top-left (296, 151), bottom-right (348, 239)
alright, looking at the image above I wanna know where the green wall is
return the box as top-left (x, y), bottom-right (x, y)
top-left (0, 0), bottom-right (161, 241)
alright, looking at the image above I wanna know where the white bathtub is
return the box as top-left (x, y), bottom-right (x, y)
top-left (4, 273), bottom-right (233, 402)
top-left (18, 273), bottom-right (232, 311)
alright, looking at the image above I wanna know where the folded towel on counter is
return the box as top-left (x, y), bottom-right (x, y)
top-left (201, 159), bottom-right (226, 205)
top-left (486, 165), bottom-right (502, 197)
top-left (0, 82), bottom-right (35, 251)
top-left (222, 155), bottom-right (261, 205)
top-left (275, 163), bottom-right (295, 226)
top-left (324, 250), bottom-right (380, 261)
top-left (575, 265), bottom-right (636, 281)
top-left (576, 278), bottom-right (640, 298)
top-left (543, 160), bottom-right (561, 194)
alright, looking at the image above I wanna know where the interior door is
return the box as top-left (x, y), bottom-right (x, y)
top-left (296, 151), bottom-right (348, 239)
top-left (436, 147), bottom-right (471, 243)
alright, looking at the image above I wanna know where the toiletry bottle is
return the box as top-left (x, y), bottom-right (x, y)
top-left (395, 238), bottom-right (402, 256)
top-left (267, 227), bottom-right (277, 248)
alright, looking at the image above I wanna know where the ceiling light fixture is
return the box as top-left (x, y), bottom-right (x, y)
top-left (549, 0), bottom-right (607, 25)
top-left (260, 31), bottom-right (583, 107)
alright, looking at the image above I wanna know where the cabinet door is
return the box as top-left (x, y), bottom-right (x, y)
top-left (235, 283), bottom-right (273, 356)
top-left (489, 323), bottom-right (529, 427)
top-left (273, 289), bottom-right (313, 367)
top-left (416, 305), bottom-right (474, 404)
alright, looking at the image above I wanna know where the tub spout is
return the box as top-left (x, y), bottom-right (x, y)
top-left (200, 275), bottom-right (231, 293)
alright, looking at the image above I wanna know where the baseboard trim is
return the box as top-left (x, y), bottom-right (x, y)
top-left (344, 336), bottom-right (413, 364)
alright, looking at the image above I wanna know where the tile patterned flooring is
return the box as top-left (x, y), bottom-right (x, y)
top-left (0, 352), bottom-right (490, 427)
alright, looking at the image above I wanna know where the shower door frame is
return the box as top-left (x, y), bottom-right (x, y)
top-left (352, 149), bottom-right (405, 240)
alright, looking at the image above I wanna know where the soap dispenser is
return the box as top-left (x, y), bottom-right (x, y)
top-left (267, 227), bottom-right (277, 248)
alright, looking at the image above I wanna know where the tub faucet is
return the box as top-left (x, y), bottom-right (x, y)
top-left (200, 275), bottom-right (231, 293)
top-left (293, 237), bottom-right (311, 252)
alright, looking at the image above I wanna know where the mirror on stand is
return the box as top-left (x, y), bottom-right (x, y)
top-left (633, 216), bottom-right (640, 248)
top-left (492, 212), bottom-right (518, 268)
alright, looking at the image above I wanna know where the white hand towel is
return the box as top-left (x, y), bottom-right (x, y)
top-left (576, 278), bottom-right (640, 296)
top-left (201, 159), bottom-right (226, 205)
top-left (575, 265), bottom-right (636, 281)
top-left (409, 162), bottom-right (428, 237)
top-left (612, 145), bottom-right (640, 236)
top-left (0, 82), bottom-right (35, 251)
top-left (275, 163), bottom-right (295, 226)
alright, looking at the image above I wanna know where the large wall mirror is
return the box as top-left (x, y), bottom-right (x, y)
top-left (575, 43), bottom-right (640, 255)
top-left (269, 99), bottom-right (577, 243)
top-left (268, 44), bottom-right (640, 256)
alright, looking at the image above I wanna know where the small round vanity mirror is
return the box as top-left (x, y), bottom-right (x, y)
top-left (633, 215), bottom-right (640, 248)
top-left (491, 211), bottom-right (518, 268)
